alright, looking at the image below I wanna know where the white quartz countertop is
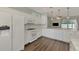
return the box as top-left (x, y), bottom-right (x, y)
top-left (47, 28), bottom-right (78, 31)
top-left (71, 39), bottom-right (79, 51)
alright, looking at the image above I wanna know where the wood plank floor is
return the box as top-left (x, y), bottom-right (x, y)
top-left (24, 37), bottom-right (69, 51)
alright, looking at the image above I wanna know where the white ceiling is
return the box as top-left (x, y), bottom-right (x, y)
top-left (29, 7), bottom-right (79, 17)
top-left (10, 7), bottom-right (79, 17)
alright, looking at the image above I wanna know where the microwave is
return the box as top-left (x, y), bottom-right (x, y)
top-left (52, 23), bottom-right (59, 26)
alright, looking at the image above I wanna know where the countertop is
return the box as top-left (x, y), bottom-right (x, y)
top-left (47, 27), bottom-right (78, 31)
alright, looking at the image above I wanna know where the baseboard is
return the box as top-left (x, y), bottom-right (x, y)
top-left (24, 36), bottom-right (42, 46)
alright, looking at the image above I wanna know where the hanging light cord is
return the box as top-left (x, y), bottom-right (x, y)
top-left (67, 7), bottom-right (70, 17)
top-left (58, 9), bottom-right (61, 16)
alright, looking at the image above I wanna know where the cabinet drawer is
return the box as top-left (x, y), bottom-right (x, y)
top-left (32, 31), bottom-right (37, 39)
top-left (32, 33), bottom-right (36, 36)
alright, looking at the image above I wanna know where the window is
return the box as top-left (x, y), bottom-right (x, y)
top-left (61, 23), bottom-right (74, 29)
top-left (61, 24), bottom-right (67, 29)
top-left (61, 19), bottom-right (76, 29)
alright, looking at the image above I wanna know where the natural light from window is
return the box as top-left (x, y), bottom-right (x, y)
top-left (61, 19), bottom-right (77, 30)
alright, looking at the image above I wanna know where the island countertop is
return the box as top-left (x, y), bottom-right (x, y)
top-left (70, 39), bottom-right (79, 51)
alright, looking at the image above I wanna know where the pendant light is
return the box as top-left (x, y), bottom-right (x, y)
top-left (49, 7), bottom-right (54, 20)
top-left (66, 7), bottom-right (70, 19)
top-left (56, 9), bottom-right (62, 20)
top-left (51, 11), bottom-right (54, 20)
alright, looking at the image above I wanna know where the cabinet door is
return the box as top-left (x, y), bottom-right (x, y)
top-left (0, 12), bottom-right (11, 51)
top-left (41, 15), bottom-right (47, 28)
top-left (25, 15), bottom-right (34, 24)
top-left (41, 15), bottom-right (47, 24)
top-left (13, 15), bottom-right (24, 51)
top-left (36, 29), bottom-right (42, 39)
top-left (24, 30), bottom-right (32, 44)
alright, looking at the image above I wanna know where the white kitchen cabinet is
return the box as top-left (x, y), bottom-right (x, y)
top-left (62, 30), bottom-right (71, 42)
top-left (34, 17), bottom-right (41, 24)
top-left (25, 30), bottom-right (37, 44)
top-left (53, 29), bottom-right (63, 41)
top-left (24, 14), bottom-right (35, 24)
top-left (34, 15), bottom-right (41, 24)
top-left (25, 29), bottom-right (42, 45)
top-left (30, 30), bottom-right (37, 42)
top-left (0, 12), bottom-right (11, 51)
top-left (24, 12), bottom-right (42, 25)
top-left (41, 15), bottom-right (47, 25)
top-left (42, 29), bottom-right (60, 40)
top-left (12, 15), bottom-right (24, 51)
top-left (31, 29), bottom-right (41, 42)
top-left (41, 15), bottom-right (48, 28)
top-left (42, 29), bottom-right (71, 43)
top-left (31, 12), bottom-right (41, 24)
top-left (24, 30), bottom-right (32, 44)
top-left (36, 29), bottom-right (42, 38)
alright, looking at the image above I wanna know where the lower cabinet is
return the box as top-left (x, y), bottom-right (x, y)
top-left (24, 30), bottom-right (32, 44)
top-left (24, 29), bottom-right (42, 45)
top-left (30, 30), bottom-right (37, 42)
top-left (42, 29), bottom-right (71, 43)
top-left (24, 30), bottom-right (37, 44)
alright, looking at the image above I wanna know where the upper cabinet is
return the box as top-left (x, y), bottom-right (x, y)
top-left (41, 14), bottom-right (48, 28)
top-left (24, 12), bottom-right (42, 25)
top-left (24, 14), bottom-right (35, 24)
top-left (41, 15), bottom-right (47, 25)
top-left (32, 12), bottom-right (41, 24)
